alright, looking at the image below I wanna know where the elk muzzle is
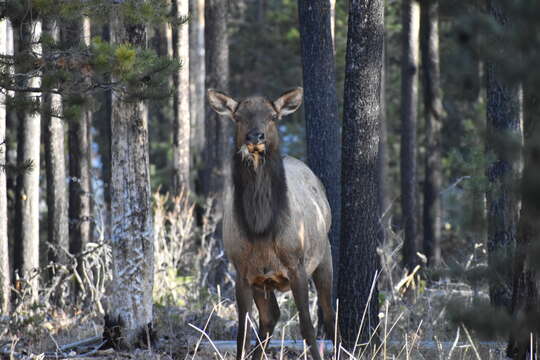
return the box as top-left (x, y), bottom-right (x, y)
top-left (239, 131), bottom-right (266, 170)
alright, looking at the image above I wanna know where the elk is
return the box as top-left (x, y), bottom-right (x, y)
top-left (208, 87), bottom-right (339, 360)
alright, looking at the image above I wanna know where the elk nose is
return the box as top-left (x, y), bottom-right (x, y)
top-left (246, 132), bottom-right (265, 144)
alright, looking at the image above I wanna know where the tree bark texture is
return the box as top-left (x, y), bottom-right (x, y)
top-left (189, 0), bottom-right (205, 176)
top-left (420, 0), bottom-right (443, 267)
top-left (506, 83), bottom-right (540, 360)
top-left (43, 20), bottom-right (69, 269)
top-left (338, 0), bottom-right (384, 349)
top-left (378, 27), bottom-right (389, 219)
top-left (0, 19), bottom-right (10, 313)
top-left (201, 0), bottom-right (230, 210)
top-left (485, 0), bottom-right (521, 311)
top-left (108, 4), bottom-right (154, 347)
top-left (173, 0), bottom-right (191, 193)
top-left (400, 0), bottom-right (420, 271)
top-left (13, 20), bottom-right (41, 300)
top-left (298, 0), bottom-right (341, 303)
top-left (62, 18), bottom-right (93, 269)
top-left (330, 0), bottom-right (335, 47)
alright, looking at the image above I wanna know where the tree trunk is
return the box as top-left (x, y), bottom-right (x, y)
top-left (506, 82), bottom-right (540, 360)
top-left (172, 0), bottom-right (191, 193)
top-left (96, 24), bottom-right (112, 243)
top-left (420, 0), bottom-right (443, 267)
top-left (400, 0), bottom-right (420, 271)
top-left (13, 20), bottom-right (42, 300)
top-left (107, 3), bottom-right (154, 348)
top-left (298, 0), bottom-right (341, 305)
top-left (189, 0), bottom-right (205, 180)
top-left (378, 25), bottom-right (389, 219)
top-left (485, 0), bottom-right (521, 311)
top-left (330, 0), bottom-right (335, 48)
top-left (43, 20), bottom-right (69, 270)
top-left (63, 18), bottom-right (92, 276)
top-left (201, 0), bottom-right (230, 208)
top-left (0, 18), bottom-right (10, 313)
top-left (338, 0), bottom-right (384, 350)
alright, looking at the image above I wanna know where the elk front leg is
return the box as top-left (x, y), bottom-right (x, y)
top-left (289, 265), bottom-right (322, 360)
top-left (236, 276), bottom-right (253, 360)
top-left (252, 288), bottom-right (280, 360)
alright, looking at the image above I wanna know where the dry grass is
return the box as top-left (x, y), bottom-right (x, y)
top-left (0, 191), bottom-right (511, 359)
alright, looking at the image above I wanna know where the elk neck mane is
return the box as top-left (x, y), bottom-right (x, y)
top-left (232, 148), bottom-right (289, 240)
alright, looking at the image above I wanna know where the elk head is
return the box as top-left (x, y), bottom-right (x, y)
top-left (207, 87), bottom-right (303, 169)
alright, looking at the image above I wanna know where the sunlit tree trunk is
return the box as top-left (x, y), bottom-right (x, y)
top-left (420, 0), bottom-right (443, 267)
top-left (0, 18), bottom-right (10, 313)
top-left (107, 2), bottom-right (154, 347)
top-left (201, 0), bottom-right (230, 207)
top-left (338, 0), bottom-right (384, 349)
top-left (330, 0), bottom-right (335, 48)
top-left (43, 20), bottom-right (69, 271)
top-left (400, 0), bottom-right (420, 271)
top-left (189, 0), bottom-right (205, 178)
top-left (172, 0), bottom-right (190, 193)
top-left (485, 0), bottom-right (521, 311)
top-left (13, 20), bottom-right (42, 300)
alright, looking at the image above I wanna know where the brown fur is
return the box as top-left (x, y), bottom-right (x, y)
top-left (207, 88), bottom-right (339, 360)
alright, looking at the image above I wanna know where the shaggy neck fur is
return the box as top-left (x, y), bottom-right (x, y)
top-left (232, 147), bottom-right (289, 240)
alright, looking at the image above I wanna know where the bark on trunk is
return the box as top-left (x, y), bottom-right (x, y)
top-left (13, 20), bottom-right (42, 300)
top-left (43, 20), bottom-right (69, 270)
top-left (298, 0), bottom-right (341, 304)
top-left (506, 82), bottom-right (540, 360)
top-left (107, 4), bottom-right (154, 348)
top-left (378, 26), bottom-right (389, 220)
top-left (189, 0), bottom-right (205, 178)
top-left (63, 18), bottom-right (92, 273)
top-left (172, 0), bottom-right (191, 193)
top-left (420, 0), bottom-right (443, 267)
top-left (0, 18), bottom-right (10, 313)
top-left (485, 0), bottom-right (521, 311)
top-left (338, 0), bottom-right (384, 349)
top-left (201, 0), bottom-right (230, 208)
top-left (330, 0), bottom-right (335, 48)
top-left (400, 0), bottom-right (420, 271)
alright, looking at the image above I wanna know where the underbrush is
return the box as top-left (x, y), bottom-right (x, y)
top-left (0, 191), bottom-right (508, 359)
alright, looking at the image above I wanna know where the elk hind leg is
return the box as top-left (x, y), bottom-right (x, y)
top-left (312, 247), bottom-right (341, 345)
top-left (289, 265), bottom-right (322, 360)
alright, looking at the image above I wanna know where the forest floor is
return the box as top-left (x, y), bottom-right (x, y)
top-left (0, 276), bottom-right (509, 359)
top-left (0, 195), bottom-right (510, 359)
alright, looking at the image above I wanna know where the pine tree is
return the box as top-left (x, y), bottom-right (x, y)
top-left (43, 20), bottom-right (69, 271)
top-left (189, 0), bottom-right (205, 177)
top-left (339, 0), bottom-right (384, 349)
top-left (201, 0), bottom-right (230, 206)
top-left (62, 17), bottom-right (93, 283)
top-left (485, 0), bottom-right (521, 311)
top-left (172, 0), bottom-right (190, 193)
top-left (400, 0), bottom-right (421, 271)
top-left (297, 0), bottom-right (341, 303)
top-left (420, 0), bottom-right (443, 267)
top-left (0, 18), bottom-right (10, 313)
top-left (13, 19), bottom-right (42, 300)
top-left (107, 2), bottom-right (155, 347)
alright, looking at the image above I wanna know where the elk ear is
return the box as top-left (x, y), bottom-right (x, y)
top-left (273, 87), bottom-right (303, 118)
top-left (207, 89), bottom-right (238, 118)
